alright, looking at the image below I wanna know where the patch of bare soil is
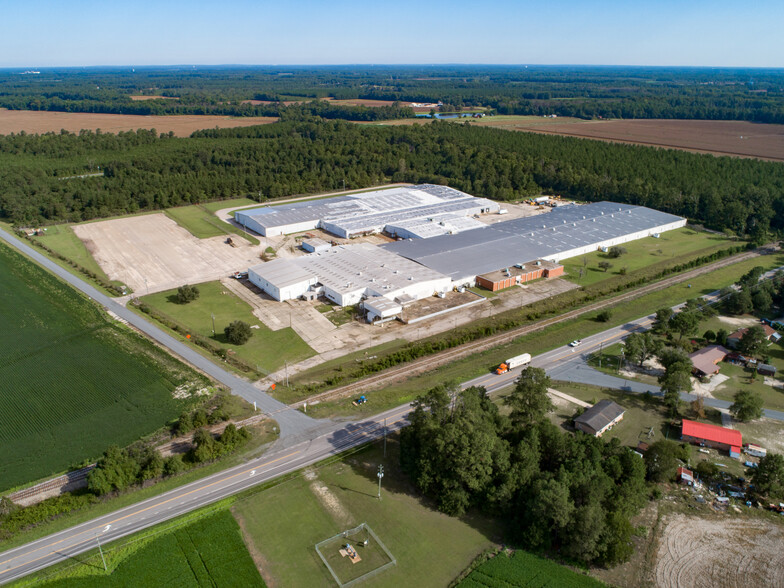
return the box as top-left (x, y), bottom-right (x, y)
top-left (0, 108), bottom-right (277, 137)
top-left (717, 316), bottom-right (760, 328)
top-left (72, 213), bottom-right (261, 293)
top-left (304, 468), bottom-right (354, 529)
top-left (503, 119), bottom-right (784, 162)
top-left (653, 514), bottom-right (784, 588)
top-left (129, 95), bottom-right (179, 101)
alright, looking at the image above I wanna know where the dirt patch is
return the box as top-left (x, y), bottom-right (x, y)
top-left (305, 468), bottom-right (354, 528)
top-left (690, 374), bottom-right (729, 398)
top-left (764, 376), bottom-right (783, 389)
top-left (490, 119), bottom-right (784, 162)
top-left (654, 513), bottom-right (784, 588)
top-left (72, 213), bottom-right (262, 293)
top-left (0, 108), bottom-right (277, 137)
top-left (717, 316), bottom-right (760, 328)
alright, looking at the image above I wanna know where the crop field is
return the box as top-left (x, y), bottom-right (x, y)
top-left (31, 511), bottom-right (264, 587)
top-left (561, 228), bottom-right (731, 286)
top-left (233, 440), bottom-right (500, 587)
top-left (0, 243), bottom-right (200, 491)
top-left (478, 118), bottom-right (784, 161)
top-left (0, 108), bottom-right (277, 137)
top-left (141, 280), bottom-right (314, 374)
top-left (459, 550), bottom-right (605, 588)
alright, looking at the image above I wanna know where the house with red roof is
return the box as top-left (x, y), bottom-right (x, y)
top-left (681, 419), bottom-right (742, 458)
top-left (726, 324), bottom-right (777, 349)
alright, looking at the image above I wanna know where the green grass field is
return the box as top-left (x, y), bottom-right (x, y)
top-left (31, 510), bottom-right (264, 587)
top-left (561, 228), bottom-right (730, 286)
top-left (165, 203), bottom-right (261, 244)
top-left (141, 281), bottom-right (314, 375)
top-left (459, 550), bottom-right (606, 588)
top-left (0, 243), bottom-right (202, 492)
top-left (232, 440), bottom-right (501, 587)
top-left (201, 197), bottom-right (260, 214)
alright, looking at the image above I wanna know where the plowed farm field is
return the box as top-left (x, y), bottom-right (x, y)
top-left (474, 117), bottom-right (784, 161)
top-left (653, 514), bottom-right (784, 588)
top-left (0, 109), bottom-right (277, 136)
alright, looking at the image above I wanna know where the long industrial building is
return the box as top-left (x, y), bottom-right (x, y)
top-left (245, 194), bottom-right (687, 311)
top-left (235, 184), bottom-right (499, 238)
top-left (381, 201), bottom-right (686, 285)
top-left (248, 243), bottom-right (452, 307)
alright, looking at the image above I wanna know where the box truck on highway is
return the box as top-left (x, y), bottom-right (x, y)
top-left (496, 353), bottom-right (531, 374)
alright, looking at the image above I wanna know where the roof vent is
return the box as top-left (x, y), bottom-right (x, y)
top-left (408, 276), bottom-right (414, 280)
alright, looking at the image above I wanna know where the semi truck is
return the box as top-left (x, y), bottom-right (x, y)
top-left (496, 353), bottom-right (531, 374)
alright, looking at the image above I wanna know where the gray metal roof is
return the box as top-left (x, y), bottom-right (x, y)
top-left (234, 185), bottom-right (498, 237)
top-left (381, 202), bottom-right (684, 280)
top-left (248, 258), bottom-right (316, 288)
top-left (575, 399), bottom-right (625, 432)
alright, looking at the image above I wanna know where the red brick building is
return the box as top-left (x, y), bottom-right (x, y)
top-left (476, 260), bottom-right (564, 292)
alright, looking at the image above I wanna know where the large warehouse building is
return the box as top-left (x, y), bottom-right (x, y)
top-left (382, 201), bottom-right (686, 285)
top-left (248, 243), bottom-right (452, 306)
top-left (234, 184), bottom-right (499, 238)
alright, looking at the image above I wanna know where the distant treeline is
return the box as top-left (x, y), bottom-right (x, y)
top-left (1, 65), bottom-right (783, 122)
top-left (1, 120), bottom-right (782, 244)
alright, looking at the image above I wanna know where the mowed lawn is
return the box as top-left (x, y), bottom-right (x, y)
top-left (561, 227), bottom-right (731, 286)
top-left (233, 441), bottom-right (501, 587)
top-left (0, 243), bottom-right (199, 491)
top-left (141, 281), bottom-right (314, 374)
top-left (165, 203), bottom-right (260, 244)
top-left (36, 511), bottom-right (264, 587)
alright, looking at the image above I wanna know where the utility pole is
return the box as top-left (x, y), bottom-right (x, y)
top-left (377, 465), bottom-right (384, 500)
top-left (97, 535), bottom-right (107, 572)
top-left (211, 313), bottom-right (215, 336)
top-left (285, 361), bottom-right (289, 387)
top-left (599, 341), bottom-right (603, 368)
top-left (383, 417), bottom-right (387, 458)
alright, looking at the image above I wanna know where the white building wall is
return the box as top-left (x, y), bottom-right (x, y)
top-left (248, 270), bottom-right (316, 301)
top-left (547, 220), bottom-right (687, 263)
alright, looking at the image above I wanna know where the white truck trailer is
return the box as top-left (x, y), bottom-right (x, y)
top-left (496, 353), bottom-right (532, 374)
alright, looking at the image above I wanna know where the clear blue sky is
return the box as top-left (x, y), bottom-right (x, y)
top-left (2, 0), bottom-right (782, 68)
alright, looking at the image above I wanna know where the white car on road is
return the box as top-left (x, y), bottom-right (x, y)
top-left (569, 340), bottom-right (582, 348)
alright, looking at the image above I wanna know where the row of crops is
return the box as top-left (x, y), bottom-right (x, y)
top-left (0, 242), bottom-right (204, 492)
top-left (459, 550), bottom-right (606, 588)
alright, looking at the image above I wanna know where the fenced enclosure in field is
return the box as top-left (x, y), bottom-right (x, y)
top-left (315, 523), bottom-right (396, 587)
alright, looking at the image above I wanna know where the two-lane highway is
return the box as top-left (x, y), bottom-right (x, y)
top-left (0, 404), bottom-right (411, 584)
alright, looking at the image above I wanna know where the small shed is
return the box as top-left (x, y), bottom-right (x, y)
top-left (757, 363), bottom-right (777, 377)
top-left (677, 467), bottom-right (694, 486)
top-left (302, 238), bottom-right (331, 253)
top-left (574, 399), bottom-right (625, 437)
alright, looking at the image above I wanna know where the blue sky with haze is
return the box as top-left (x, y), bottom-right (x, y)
top-left (2, 0), bottom-right (782, 68)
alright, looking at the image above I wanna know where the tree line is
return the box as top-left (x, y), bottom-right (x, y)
top-left (401, 377), bottom-right (647, 566)
top-left (2, 120), bottom-right (782, 244)
top-left (2, 65), bottom-right (783, 123)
